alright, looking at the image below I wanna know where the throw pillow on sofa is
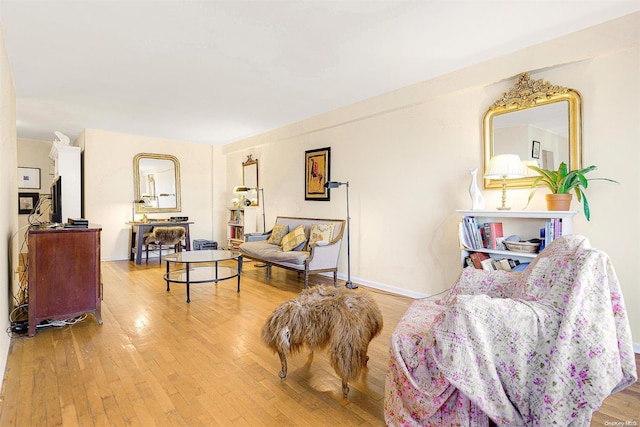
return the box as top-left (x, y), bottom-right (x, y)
top-left (281, 225), bottom-right (307, 252)
top-left (307, 223), bottom-right (334, 250)
top-left (268, 224), bottom-right (289, 245)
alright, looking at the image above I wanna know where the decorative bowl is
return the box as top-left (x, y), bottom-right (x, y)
top-left (504, 241), bottom-right (540, 253)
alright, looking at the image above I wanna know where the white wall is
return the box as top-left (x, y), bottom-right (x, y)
top-left (221, 13), bottom-right (640, 345)
top-left (16, 138), bottom-right (53, 248)
top-left (80, 129), bottom-right (216, 261)
top-left (0, 22), bottom-right (17, 388)
top-left (10, 13), bottom-right (640, 350)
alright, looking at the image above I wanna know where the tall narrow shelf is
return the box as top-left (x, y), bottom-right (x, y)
top-left (227, 207), bottom-right (256, 250)
top-left (456, 210), bottom-right (577, 266)
top-left (49, 144), bottom-right (81, 223)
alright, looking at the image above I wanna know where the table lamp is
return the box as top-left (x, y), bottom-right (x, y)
top-left (132, 199), bottom-right (146, 222)
top-left (484, 154), bottom-right (525, 210)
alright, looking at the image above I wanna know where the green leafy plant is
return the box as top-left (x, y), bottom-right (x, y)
top-left (526, 162), bottom-right (618, 221)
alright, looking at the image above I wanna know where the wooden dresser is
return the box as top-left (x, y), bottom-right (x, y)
top-left (27, 225), bottom-right (102, 336)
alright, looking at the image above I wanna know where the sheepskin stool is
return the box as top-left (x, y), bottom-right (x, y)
top-left (262, 285), bottom-right (383, 398)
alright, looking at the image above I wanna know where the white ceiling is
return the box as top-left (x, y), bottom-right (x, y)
top-left (1, 1), bottom-right (638, 146)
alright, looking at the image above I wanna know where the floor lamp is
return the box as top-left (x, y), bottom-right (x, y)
top-left (324, 181), bottom-right (356, 289)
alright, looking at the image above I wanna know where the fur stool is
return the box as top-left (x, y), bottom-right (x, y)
top-left (143, 226), bottom-right (185, 264)
top-left (262, 285), bottom-right (383, 398)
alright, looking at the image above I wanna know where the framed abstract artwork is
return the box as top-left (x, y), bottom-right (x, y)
top-left (18, 167), bottom-right (41, 189)
top-left (305, 147), bottom-right (330, 201)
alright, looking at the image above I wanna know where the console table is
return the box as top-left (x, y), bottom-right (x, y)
top-left (128, 221), bottom-right (193, 264)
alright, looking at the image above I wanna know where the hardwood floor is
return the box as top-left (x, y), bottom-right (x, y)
top-left (0, 260), bottom-right (638, 426)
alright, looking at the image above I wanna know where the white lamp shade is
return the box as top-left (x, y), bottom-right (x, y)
top-left (484, 154), bottom-right (525, 179)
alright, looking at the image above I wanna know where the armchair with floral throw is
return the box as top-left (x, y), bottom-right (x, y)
top-left (385, 235), bottom-right (636, 426)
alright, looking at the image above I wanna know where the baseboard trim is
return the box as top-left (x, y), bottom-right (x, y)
top-left (634, 342), bottom-right (640, 354)
top-left (335, 272), bottom-right (446, 300)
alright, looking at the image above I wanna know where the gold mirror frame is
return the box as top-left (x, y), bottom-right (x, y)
top-left (242, 155), bottom-right (259, 206)
top-left (483, 72), bottom-right (582, 189)
top-left (134, 153), bottom-right (181, 213)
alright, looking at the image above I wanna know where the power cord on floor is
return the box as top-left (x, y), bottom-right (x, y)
top-left (36, 314), bottom-right (88, 329)
top-left (353, 284), bottom-right (451, 300)
top-left (7, 305), bottom-right (88, 337)
top-left (418, 287), bottom-right (452, 300)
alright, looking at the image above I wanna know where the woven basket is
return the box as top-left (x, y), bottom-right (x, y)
top-left (504, 241), bottom-right (540, 253)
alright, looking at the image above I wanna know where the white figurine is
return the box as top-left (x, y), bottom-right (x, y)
top-left (469, 167), bottom-right (485, 210)
top-left (53, 131), bottom-right (71, 146)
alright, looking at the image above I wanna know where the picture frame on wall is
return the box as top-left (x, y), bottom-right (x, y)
top-left (531, 140), bottom-right (541, 159)
top-left (305, 147), bottom-right (330, 201)
top-left (18, 167), bottom-right (41, 189)
top-left (18, 192), bottom-right (39, 214)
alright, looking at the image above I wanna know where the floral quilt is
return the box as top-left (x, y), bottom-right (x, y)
top-left (385, 235), bottom-right (637, 426)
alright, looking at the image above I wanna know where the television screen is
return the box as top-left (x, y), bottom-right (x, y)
top-left (50, 176), bottom-right (62, 224)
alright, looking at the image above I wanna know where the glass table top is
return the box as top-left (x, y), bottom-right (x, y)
top-left (163, 250), bottom-right (240, 263)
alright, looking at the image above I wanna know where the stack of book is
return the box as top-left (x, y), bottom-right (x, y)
top-left (465, 252), bottom-right (527, 272)
top-left (64, 218), bottom-right (89, 228)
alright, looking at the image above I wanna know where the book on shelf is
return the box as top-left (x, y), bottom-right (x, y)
top-left (463, 216), bottom-right (484, 249)
top-left (481, 258), bottom-right (522, 271)
top-left (512, 262), bottom-right (530, 272)
top-left (553, 218), bottom-right (562, 239)
top-left (479, 258), bottom-right (495, 271)
top-left (467, 253), bottom-right (522, 271)
top-left (483, 222), bottom-right (504, 250)
top-left (469, 252), bottom-right (490, 269)
top-left (494, 258), bottom-right (520, 271)
top-left (458, 222), bottom-right (473, 249)
top-left (543, 218), bottom-right (563, 248)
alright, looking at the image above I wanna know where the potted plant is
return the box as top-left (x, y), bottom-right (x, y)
top-left (526, 162), bottom-right (618, 221)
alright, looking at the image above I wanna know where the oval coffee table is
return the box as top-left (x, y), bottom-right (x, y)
top-left (164, 249), bottom-right (242, 303)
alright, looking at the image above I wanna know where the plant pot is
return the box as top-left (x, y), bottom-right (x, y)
top-left (546, 194), bottom-right (572, 211)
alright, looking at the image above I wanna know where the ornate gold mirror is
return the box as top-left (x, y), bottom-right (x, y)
top-left (134, 153), bottom-right (181, 213)
top-left (483, 73), bottom-right (582, 189)
top-left (242, 155), bottom-right (259, 206)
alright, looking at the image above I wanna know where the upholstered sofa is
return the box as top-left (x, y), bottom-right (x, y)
top-left (239, 216), bottom-right (345, 289)
top-left (385, 235), bottom-right (637, 426)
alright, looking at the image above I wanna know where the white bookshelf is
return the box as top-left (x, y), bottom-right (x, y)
top-left (456, 210), bottom-right (577, 265)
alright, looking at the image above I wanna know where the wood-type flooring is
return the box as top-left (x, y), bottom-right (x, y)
top-left (0, 259), bottom-right (637, 425)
